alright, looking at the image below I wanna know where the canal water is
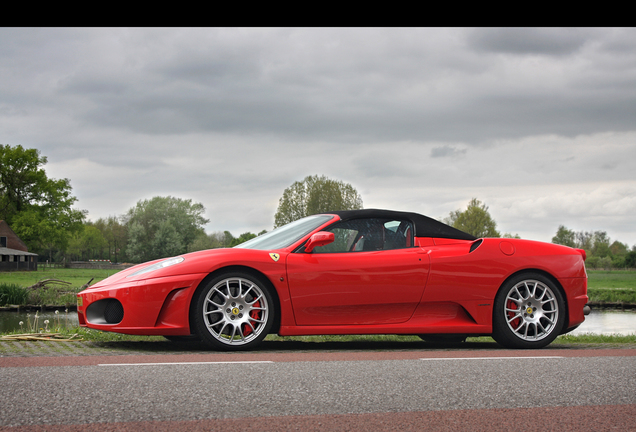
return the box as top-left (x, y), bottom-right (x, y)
top-left (570, 310), bottom-right (636, 336)
top-left (0, 309), bottom-right (634, 335)
top-left (0, 309), bottom-right (78, 333)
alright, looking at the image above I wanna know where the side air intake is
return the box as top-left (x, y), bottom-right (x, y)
top-left (469, 239), bottom-right (483, 253)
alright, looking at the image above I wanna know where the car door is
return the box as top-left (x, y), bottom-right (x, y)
top-left (286, 218), bottom-right (430, 326)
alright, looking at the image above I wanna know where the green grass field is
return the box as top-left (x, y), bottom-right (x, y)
top-left (587, 270), bottom-right (636, 290)
top-left (587, 270), bottom-right (636, 303)
top-left (0, 268), bottom-right (119, 290)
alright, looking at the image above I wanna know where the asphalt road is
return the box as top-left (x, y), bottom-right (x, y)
top-left (1, 347), bottom-right (635, 431)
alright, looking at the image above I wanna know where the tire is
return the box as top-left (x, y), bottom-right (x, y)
top-left (492, 273), bottom-right (565, 349)
top-left (192, 272), bottom-right (275, 351)
top-left (418, 335), bottom-right (467, 344)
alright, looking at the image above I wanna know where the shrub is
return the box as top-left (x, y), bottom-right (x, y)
top-left (611, 256), bottom-right (626, 269)
top-left (586, 256), bottom-right (600, 269)
top-left (0, 283), bottom-right (29, 306)
top-left (598, 257), bottom-right (613, 270)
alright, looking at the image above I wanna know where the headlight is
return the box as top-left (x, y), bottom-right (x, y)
top-left (127, 256), bottom-right (185, 278)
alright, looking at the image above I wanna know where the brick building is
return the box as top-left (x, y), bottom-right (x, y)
top-left (0, 220), bottom-right (38, 271)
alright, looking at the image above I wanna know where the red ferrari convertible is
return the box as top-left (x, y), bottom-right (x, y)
top-left (77, 209), bottom-right (589, 350)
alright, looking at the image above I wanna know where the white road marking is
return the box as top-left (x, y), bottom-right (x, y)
top-left (99, 361), bottom-right (274, 366)
top-left (421, 356), bottom-right (563, 361)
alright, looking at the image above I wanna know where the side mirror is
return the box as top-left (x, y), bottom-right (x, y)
top-left (305, 231), bottom-right (335, 253)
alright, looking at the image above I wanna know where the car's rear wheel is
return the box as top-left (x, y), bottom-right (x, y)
top-left (492, 273), bottom-right (565, 349)
top-left (192, 272), bottom-right (274, 351)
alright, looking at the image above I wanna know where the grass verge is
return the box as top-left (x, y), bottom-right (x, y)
top-left (2, 328), bottom-right (632, 344)
top-left (587, 270), bottom-right (636, 290)
top-left (587, 287), bottom-right (636, 304)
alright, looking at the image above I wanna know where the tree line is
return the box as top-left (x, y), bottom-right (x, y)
top-left (1, 144), bottom-right (633, 268)
top-left (445, 198), bottom-right (636, 269)
top-left (551, 226), bottom-right (636, 269)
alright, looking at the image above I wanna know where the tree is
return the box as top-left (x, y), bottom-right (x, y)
top-left (229, 231), bottom-right (268, 247)
top-left (552, 225), bottom-right (576, 247)
top-left (575, 231), bottom-right (594, 251)
top-left (609, 240), bottom-right (629, 257)
top-left (551, 227), bottom-right (633, 269)
top-left (93, 216), bottom-right (128, 263)
top-left (124, 196), bottom-right (209, 262)
top-left (67, 224), bottom-right (108, 261)
top-left (0, 144), bottom-right (85, 258)
top-left (591, 231), bottom-right (611, 258)
top-left (274, 175), bottom-right (363, 228)
top-left (444, 198), bottom-right (500, 238)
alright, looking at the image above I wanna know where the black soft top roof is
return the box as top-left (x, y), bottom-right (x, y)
top-left (324, 209), bottom-right (477, 241)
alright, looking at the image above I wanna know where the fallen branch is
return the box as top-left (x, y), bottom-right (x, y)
top-left (26, 279), bottom-right (72, 291)
top-left (1, 333), bottom-right (82, 342)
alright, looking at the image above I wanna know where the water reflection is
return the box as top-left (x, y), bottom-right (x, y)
top-left (570, 310), bottom-right (636, 336)
top-left (0, 310), bottom-right (79, 333)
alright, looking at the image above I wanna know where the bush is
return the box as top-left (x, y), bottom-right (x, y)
top-left (27, 285), bottom-right (78, 306)
top-left (586, 256), bottom-right (600, 269)
top-left (612, 256), bottom-right (626, 269)
top-left (598, 257), bottom-right (612, 270)
top-left (586, 256), bottom-right (614, 270)
top-left (0, 283), bottom-right (29, 306)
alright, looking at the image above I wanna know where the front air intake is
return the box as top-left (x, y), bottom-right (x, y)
top-left (104, 300), bottom-right (124, 323)
top-left (86, 299), bottom-right (124, 324)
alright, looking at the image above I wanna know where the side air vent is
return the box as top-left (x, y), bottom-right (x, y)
top-left (469, 239), bottom-right (483, 253)
top-left (86, 299), bottom-right (124, 324)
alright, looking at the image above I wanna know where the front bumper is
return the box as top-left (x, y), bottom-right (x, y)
top-left (77, 273), bottom-right (208, 336)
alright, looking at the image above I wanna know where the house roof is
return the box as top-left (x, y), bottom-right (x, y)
top-left (0, 220), bottom-right (30, 252)
top-left (0, 247), bottom-right (38, 256)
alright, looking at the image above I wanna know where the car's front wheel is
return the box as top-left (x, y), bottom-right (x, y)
top-left (192, 272), bottom-right (275, 351)
top-left (492, 273), bottom-right (565, 349)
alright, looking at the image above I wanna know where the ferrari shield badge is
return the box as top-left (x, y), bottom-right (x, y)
top-left (269, 253), bottom-right (280, 262)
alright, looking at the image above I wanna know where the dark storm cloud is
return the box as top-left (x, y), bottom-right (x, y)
top-left (467, 28), bottom-right (593, 56)
top-left (431, 145), bottom-right (467, 158)
top-left (34, 27), bottom-right (632, 145)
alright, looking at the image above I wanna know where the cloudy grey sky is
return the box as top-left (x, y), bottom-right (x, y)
top-left (1, 28), bottom-right (635, 245)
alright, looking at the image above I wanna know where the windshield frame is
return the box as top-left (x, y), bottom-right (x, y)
top-left (234, 214), bottom-right (335, 250)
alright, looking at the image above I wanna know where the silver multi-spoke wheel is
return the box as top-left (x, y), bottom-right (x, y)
top-left (504, 280), bottom-right (558, 341)
top-left (492, 273), bottom-right (565, 349)
top-left (193, 273), bottom-right (274, 350)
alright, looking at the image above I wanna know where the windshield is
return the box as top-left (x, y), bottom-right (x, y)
top-left (235, 215), bottom-right (334, 250)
